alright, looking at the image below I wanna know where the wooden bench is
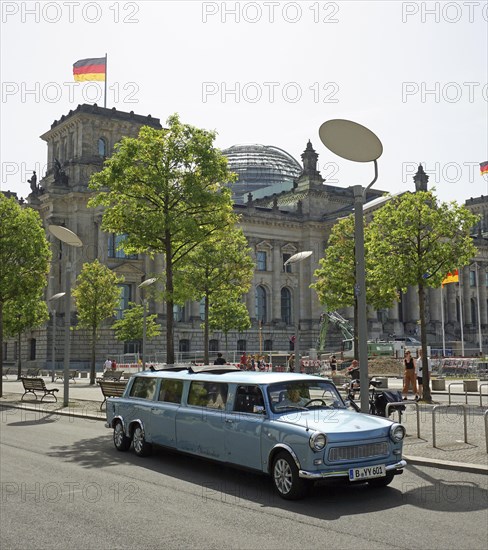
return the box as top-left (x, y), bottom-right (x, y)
top-left (54, 370), bottom-right (78, 383)
top-left (98, 380), bottom-right (127, 410)
top-left (24, 368), bottom-right (41, 378)
top-left (20, 377), bottom-right (59, 402)
top-left (97, 370), bottom-right (125, 382)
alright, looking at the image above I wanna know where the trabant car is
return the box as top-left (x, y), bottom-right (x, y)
top-left (105, 366), bottom-right (406, 500)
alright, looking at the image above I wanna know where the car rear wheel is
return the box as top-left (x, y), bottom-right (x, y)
top-left (132, 425), bottom-right (152, 457)
top-left (368, 473), bottom-right (394, 488)
top-left (113, 421), bottom-right (131, 451)
top-left (272, 451), bottom-right (309, 500)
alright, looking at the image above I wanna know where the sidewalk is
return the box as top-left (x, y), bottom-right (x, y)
top-left (1, 375), bottom-right (487, 474)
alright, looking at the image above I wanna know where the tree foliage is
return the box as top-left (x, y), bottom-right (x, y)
top-left (0, 195), bottom-right (51, 396)
top-left (178, 227), bottom-right (254, 362)
top-left (72, 259), bottom-right (124, 384)
top-left (207, 293), bottom-right (252, 351)
top-left (88, 114), bottom-right (237, 364)
top-left (112, 303), bottom-right (161, 343)
top-left (368, 190), bottom-right (479, 401)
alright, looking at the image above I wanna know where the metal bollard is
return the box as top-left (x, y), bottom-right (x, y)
top-left (386, 401), bottom-right (421, 439)
top-left (432, 404), bottom-right (468, 448)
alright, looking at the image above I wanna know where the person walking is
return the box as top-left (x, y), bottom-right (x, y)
top-left (402, 350), bottom-right (417, 399)
top-left (104, 358), bottom-right (112, 372)
top-left (330, 355), bottom-right (338, 375)
top-left (416, 348), bottom-right (431, 400)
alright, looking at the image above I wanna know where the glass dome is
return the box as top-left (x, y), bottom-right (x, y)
top-left (223, 144), bottom-right (302, 202)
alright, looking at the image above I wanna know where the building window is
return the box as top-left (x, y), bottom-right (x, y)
top-left (281, 287), bottom-right (292, 325)
top-left (98, 137), bottom-right (107, 157)
top-left (255, 285), bottom-right (267, 323)
top-left (237, 339), bottom-right (246, 352)
top-left (257, 251), bottom-right (267, 271)
top-left (179, 339), bottom-right (190, 353)
top-left (116, 284), bottom-right (132, 319)
top-left (199, 298), bottom-right (206, 320)
top-left (173, 304), bottom-right (184, 322)
top-left (456, 297), bottom-right (461, 323)
top-left (485, 272), bottom-right (488, 287)
top-left (264, 339), bottom-right (273, 351)
top-left (124, 341), bottom-right (140, 354)
top-left (13, 341), bottom-right (18, 361)
top-left (29, 339), bottom-right (36, 360)
top-left (469, 270), bottom-right (476, 287)
top-left (209, 339), bottom-right (219, 352)
top-left (471, 298), bottom-right (477, 325)
top-left (2, 343), bottom-right (7, 361)
top-left (108, 234), bottom-right (137, 259)
top-left (283, 253), bottom-right (292, 272)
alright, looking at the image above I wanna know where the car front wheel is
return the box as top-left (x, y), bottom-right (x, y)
top-left (113, 421), bottom-right (131, 451)
top-left (272, 451), bottom-right (309, 500)
top-left (132, 425), bottom-right (152, 457)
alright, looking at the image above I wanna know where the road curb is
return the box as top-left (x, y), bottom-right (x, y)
top-left (0, 400), bottom-right (104, 422)
top-left (404, 455), bottom-right (488, 475)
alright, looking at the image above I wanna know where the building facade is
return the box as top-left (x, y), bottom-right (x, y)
top-left (3, 105), bottom-right (487, 369)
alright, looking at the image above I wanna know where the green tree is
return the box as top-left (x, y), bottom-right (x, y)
top-left (312, 215), bottom-right (398, 356)
top-left (89, 114), bottom-right (237, 364)
top-left (368, 191), bottom-right (479, 402)
top-left (0, 195), bottom-right (51, 397)
top-left (72, 260), bottom-right (123, 384)
top-left (178, 227), bottom-right (254, 362)
top-left (3, 296), bottom-right (48, 379)
top-left (208, 292), bottom-right (252, 352)
top-left (112, 302), bottom-right (161, 349)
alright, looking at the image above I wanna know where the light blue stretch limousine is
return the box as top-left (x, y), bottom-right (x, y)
top-left (105, 365), bottom-right (407, 500)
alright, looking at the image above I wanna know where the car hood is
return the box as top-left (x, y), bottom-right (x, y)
top-left (274, 409), bottom-right (394, 439)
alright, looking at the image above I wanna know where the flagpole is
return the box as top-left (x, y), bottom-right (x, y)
top-left (440, 285), bottom-right (445, 356)
top-left (458, 276), bottom-right (465, 357)
top-left (104, 53), bottom-right (107, 108)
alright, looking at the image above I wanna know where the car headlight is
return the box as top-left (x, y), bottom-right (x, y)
top-left (309, 432), bottom-right (327, 452)
top-left (390, 423), bottom-right (406, 442)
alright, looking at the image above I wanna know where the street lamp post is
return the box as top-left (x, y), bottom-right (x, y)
top-left (48, 225), bottom-right (82, 407)
top-left (138, 277), bottom-right (157, 370)
top-left (48, 292), bottom-right (66, 382)
top-left (284, 251), bottom-right (313, 372)
top-left (319, 119), bottom-right (383, 413)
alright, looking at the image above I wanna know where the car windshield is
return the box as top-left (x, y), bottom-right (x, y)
top-left (267, 380), bottom-right (345, 413)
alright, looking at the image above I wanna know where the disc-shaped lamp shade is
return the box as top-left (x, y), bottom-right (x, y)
top-left (319, 119), bottom-right (383, 162)
top-left (284, 251), bottom-right (313, 265)
top-left (139, 277), bottom-right (157, 288)
top-left (48, 225), bottom-right (83, 247)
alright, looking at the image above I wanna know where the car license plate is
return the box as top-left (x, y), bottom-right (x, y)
top-left (349, 464), bottom-right (386, 481)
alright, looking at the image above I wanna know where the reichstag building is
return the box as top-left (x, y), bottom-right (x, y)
top-left (3, 104), bottom-right (488, 368)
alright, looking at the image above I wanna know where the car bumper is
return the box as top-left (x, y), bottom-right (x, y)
top-left (299, 459), bottom-right (407, 480)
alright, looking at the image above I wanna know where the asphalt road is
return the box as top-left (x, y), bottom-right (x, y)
top-left (1, 407), bottom-right (487, 550)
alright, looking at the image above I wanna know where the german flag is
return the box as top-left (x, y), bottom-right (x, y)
top-left (480, 161), bottom-right (488, 175)
top-left (442, 269), bottom-right (459, 285)
top-left (73, 57), bottom-right (106, 82)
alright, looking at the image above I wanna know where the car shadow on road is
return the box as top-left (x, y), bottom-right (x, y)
top-left (44, 434), bottom-right (488, 519)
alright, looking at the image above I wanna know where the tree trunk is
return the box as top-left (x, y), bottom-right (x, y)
top-left (418, 282), bottom-right (432, 402)
top-left (165, 238), bottom-right (175, 365)
top-left (90, 325), bottom-right (96, 385)
top-left (204, 293), bottom-right (209, 364)
top-left (16, 331), bottom-right (22, 380)
top-left (0, 302), bottom-right (3, 397)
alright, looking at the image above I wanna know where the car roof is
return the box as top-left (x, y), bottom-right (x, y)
top-left (133, 367), bottom-right (332, 386)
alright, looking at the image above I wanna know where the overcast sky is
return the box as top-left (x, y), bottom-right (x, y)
top-left (1, 1), bottom-right (487, 203)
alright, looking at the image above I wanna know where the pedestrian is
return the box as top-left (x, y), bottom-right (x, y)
top-left (111, 358), bottom-right (117, 371)
top-left (214, 353), bottom-right (226, 365)
top-left (402, 350), bottom-right (417, 399)
top-left (104, 358), bottom-right (112, 372)
top-left (330, 355), bottom-right (337, 375)
top-left (416, 348), bottom-right (431, 400)
top-left (240, 352), bottom-right (247, 369)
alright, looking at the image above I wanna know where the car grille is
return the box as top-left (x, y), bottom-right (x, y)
top-left (328, 442), bottom-right (388, 462)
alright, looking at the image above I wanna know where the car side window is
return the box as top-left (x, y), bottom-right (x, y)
top-left (129, 377), bottom-right (157, 400)
top-left (234, 385), bottom-right (265, 414)
top-left (158, 379), bottom-right (183, 403)
top-left (188, 381), bottom-right (228, 409)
